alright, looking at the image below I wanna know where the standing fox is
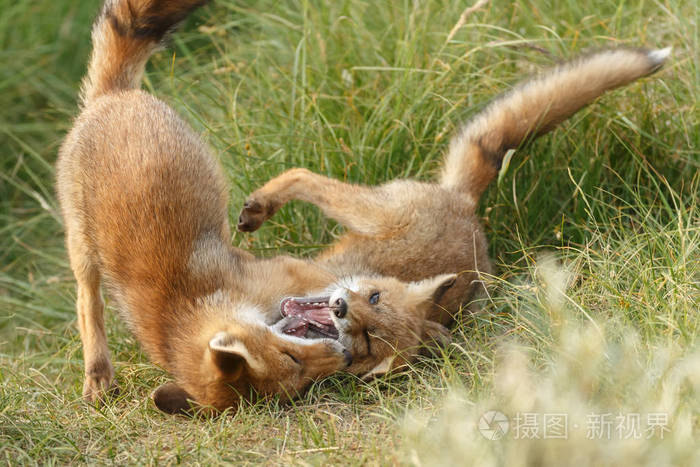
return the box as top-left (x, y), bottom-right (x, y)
top-left (57, 0), bottom-right (358, 414)
top-left (241, 47), bottom-right (670, 376)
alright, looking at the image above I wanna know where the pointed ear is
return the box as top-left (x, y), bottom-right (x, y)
top-left (152, 382), bottom-right (195, 415)
top-left (209, 332), bottom-right (259, 379)
top-left (419, 320), bottom-right (452, 357)
top-left (408, 273), bottom-right (458, 304)
top-left (361, 356), bottom-right (395, 381)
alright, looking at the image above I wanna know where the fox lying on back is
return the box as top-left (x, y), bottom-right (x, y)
top-left (241, 47), bottom-right (671, 375)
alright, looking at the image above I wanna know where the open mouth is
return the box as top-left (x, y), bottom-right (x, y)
top-left (280, 296), bottom-right (339, 339)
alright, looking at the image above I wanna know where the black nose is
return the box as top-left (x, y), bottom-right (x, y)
top-left (333, 297), bottom-right (347, 319)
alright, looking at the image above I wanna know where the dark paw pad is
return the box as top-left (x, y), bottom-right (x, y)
top-left (242, 200), bottom-right (263, 213)
top-left (237, 199), bottom-right (266, 232)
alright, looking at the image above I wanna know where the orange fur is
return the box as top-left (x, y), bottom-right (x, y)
top-left (58, 0), bottom-right (351, 412)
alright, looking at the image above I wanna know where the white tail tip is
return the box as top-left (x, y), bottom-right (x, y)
top-left (648, 47), bottom-right (672, 65)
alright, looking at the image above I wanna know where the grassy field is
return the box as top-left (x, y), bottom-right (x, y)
top-left (1, 0), bottom-right (698, 464)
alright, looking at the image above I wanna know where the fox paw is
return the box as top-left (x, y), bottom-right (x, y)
top-left (237, 197), bottom-right (276, 232)
top-left (82, 360), bottom-right (118, 403)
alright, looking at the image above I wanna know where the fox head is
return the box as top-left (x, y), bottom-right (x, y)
top-left (325, 274), bottom-right (457, 378)
top-left (152, 300), bottom-right (352, 415)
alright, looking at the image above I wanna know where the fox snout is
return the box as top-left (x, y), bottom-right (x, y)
top-left (329, 288), bottom-right (354, 325)
top-left (331, 297), bottom-right (347, 318)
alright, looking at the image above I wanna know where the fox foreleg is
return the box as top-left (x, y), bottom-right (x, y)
top-left (238, 168), bottom-right (396, 236)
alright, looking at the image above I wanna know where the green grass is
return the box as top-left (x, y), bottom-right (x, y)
top-left (1, 0), bottom-right (698, 464)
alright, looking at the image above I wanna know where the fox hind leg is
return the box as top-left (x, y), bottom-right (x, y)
top-left (67, 231), bottom-right (116, 402)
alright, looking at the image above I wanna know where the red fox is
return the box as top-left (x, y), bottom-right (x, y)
top-left (56, 0), bottom-right (355, 415)
top-left (241, 47), bottom-right (671, 377)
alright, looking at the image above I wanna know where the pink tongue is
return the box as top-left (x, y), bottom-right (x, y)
top-left (305, 307), bottom-right (334, 325)
top-left (281, 299), bottom-right (334, 325)
top-left (282, 317), bottom-right (309, 337)
top-left (280, 297), bottom-right (335, 337)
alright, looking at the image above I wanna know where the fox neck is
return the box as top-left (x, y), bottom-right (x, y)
top-left (118, 233), bottom-right (251, 369)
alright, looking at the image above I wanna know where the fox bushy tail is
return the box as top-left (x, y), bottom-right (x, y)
top-left (80, 0), bottom-right (208, 106)
top-left (440, 47), bottom-right (671, 202)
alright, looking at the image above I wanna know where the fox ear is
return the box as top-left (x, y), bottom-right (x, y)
top-left (209, 332), bottom-right (260, 379)
top-left (408, 273), bottom-right (458, 303)
top-left (152, 382), bottom-right (196, 415)
top-left (361, 356), bottom-right (395, 381)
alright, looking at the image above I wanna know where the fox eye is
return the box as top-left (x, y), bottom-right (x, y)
top-left (369, 292), bottom-right (380, 305)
